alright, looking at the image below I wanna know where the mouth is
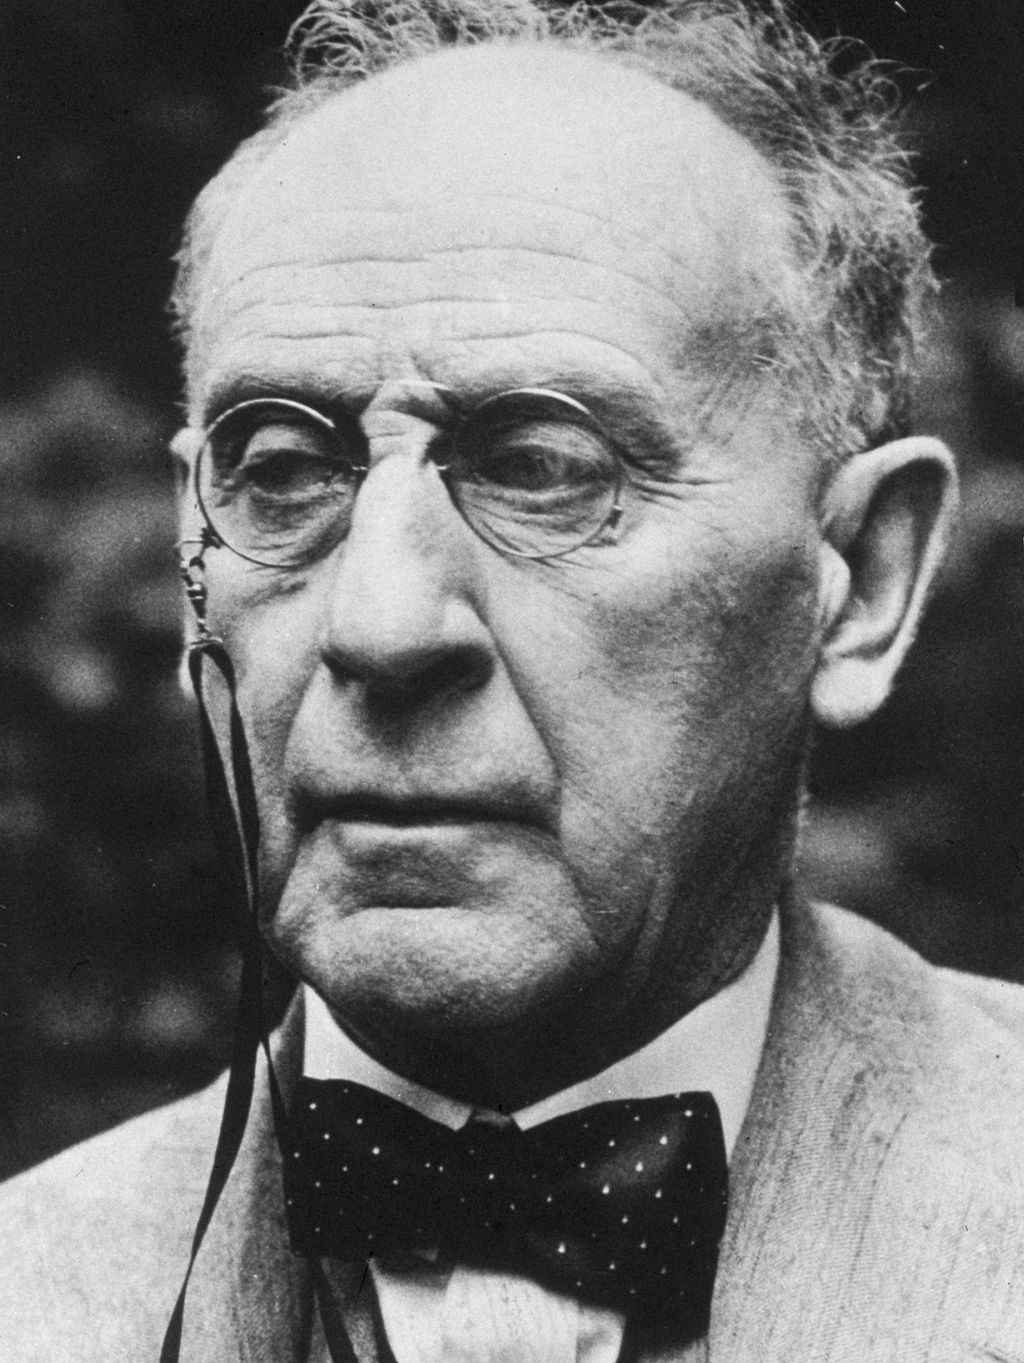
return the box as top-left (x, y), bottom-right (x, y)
top-left (296, 791), bottom-right (551, 834)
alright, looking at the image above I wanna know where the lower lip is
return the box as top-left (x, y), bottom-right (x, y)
top-left (301, 817), bottom-right (545, 906)
top-left (334, 816), bottom-right (529, 841)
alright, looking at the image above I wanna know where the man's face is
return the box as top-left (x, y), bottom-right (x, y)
top-left (184, 48), bottom-right (825, 1097)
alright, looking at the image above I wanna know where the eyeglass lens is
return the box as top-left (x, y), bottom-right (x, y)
top-left (196, 390), bottom-right (622, 566)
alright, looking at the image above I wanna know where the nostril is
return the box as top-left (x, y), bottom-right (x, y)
top-left (358, 644), bottom-right (494, 713)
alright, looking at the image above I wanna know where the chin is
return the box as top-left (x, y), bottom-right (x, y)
top-left (269, 899), bottom-right (600, 1041)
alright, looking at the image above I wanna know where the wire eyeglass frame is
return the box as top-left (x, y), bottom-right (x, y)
top-left (191, 386), bottom-right (626, 568)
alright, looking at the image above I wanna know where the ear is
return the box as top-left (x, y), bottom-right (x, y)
top-left (811, 436), bottom-right (957, 729)
top-left (170, 426), bottom-right (202, 537)
top-left (170, 426), bottom-right (205, 690)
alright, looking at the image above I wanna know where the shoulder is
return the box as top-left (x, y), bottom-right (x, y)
top-left (807, 899), bottom-right (1024, 1110)
top-left (794, 901), bottom-right (1024, 1188)
top-left (724, 900), bottom-right (1024, 1357)
top-left (0, 1076), bottom-right (226, 1363)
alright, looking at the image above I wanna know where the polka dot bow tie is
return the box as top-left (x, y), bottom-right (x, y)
top-left (283, 1077), bottom-right (728, 1333)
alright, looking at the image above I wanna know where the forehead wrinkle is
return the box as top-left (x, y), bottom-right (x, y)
top-left (202, 245), bottom-right (708, 349)
top-left (198, 300), bottom-right (766, 424)
top-left (211, 193), bottom-right (772, 301)
top-left (206, 259), bottom-right (686, 330)
top-left (199, 327), bottom-right (680, 419)
top-left (195, 252), bottom-right (706, 398)
top-left (195, 248), bottom-right (763, 411)
top-left (410, 330), bottom-right (735, 405)
top-left (432, 190), bottom-right (780, 283)
top-left (208, 246), bottom-right (689, 322)
top-left (201, 188), bottom-right (778, 334)
top-left (204, 292), bottom-right (689, 349)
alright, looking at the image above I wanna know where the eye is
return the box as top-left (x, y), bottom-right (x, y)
top-left (208, 411), bottom-right (352, 502)
top-left (445, 389), bottom-right (622, 559)
top-left (197, 398), bottom-right (365, 567)
top-left (465, 417), bottom-right (611, 495)
top-left (452, 391), bottom-right (618, 503)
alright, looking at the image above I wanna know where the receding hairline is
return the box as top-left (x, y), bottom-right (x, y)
top-left (228, 39), bottom-right (786, 203)
top-left (173, 0), bottom-right (936, 466)
top-left (185, 39), bottom-right (799, 426)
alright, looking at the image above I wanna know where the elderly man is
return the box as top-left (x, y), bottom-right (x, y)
top-left (4, 0), bottom-right (1023, 1358)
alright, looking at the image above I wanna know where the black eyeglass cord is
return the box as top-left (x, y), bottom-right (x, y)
top-left (160, 563), bottom-right (361, 1362)
top-left (158, 635), bottom-right (288, 1361)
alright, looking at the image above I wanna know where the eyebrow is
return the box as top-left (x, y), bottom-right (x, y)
top-left (198, 350), bottom-right (764, 471)
top-left (201, 363), bottom-right (657, 419)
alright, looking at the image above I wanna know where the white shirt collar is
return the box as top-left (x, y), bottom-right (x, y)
top-left (304, 909), bottom-right (778, 1159)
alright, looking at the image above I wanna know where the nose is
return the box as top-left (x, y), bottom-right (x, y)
top-left (316, 414), bottom-right (495, 705)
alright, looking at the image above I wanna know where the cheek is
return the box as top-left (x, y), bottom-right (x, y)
top-left (205, 568), bottom-right (324, 872)
top-left (615, 494), bottom-right (820, 722)
top-left (493, 514), bottom-right (821, 901)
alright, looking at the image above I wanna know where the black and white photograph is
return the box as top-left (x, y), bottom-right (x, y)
top-left (1, 1), bottom-right (1022, 1357)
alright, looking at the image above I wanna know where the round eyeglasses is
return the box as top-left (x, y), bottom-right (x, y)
top-left (193, 388), bottom-right (624, 567)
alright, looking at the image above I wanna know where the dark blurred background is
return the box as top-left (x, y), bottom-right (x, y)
top-left (0, 0), bottom-right (1021, 1181)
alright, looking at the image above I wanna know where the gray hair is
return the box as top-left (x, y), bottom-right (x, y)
top-left (171, 0), bottom-right (937, 464)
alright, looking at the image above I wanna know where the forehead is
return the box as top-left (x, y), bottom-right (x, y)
top-left (191, 45), bottom-right (793, 415)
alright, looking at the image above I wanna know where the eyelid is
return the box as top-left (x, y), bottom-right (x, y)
top-left (205, 397), bottom-right (369, 470)
top-left (240, 422), bottom-right (336, 454)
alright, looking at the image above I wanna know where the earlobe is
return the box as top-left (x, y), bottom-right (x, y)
top-left (811, 436), bottom-right (958, 729)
